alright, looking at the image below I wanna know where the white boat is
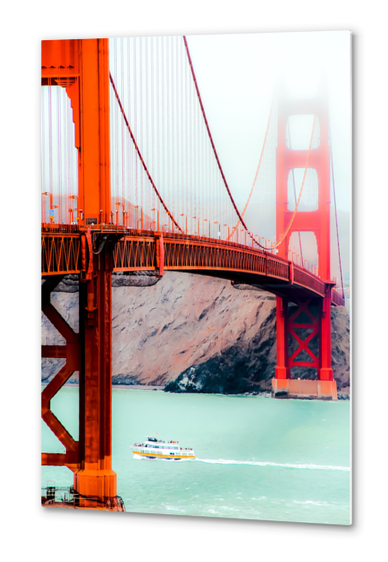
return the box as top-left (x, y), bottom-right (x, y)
top-left (132, 436), bottom-right (195, 460)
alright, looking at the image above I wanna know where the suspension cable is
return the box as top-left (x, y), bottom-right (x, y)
top-left (182, 36), bottom-right (314, 256)
top-left (227, 97), bottom-right (274, 241)
top-left (259, 113), bottom-right (317, 251)
top-left (182, 36), bottom-right (251, 235)
top-left (329, 124), bottom-right (345, 298)
top-left (287, 119), bottom-right (304, 262)
top-left (109, 71), bottom-right (184, 234)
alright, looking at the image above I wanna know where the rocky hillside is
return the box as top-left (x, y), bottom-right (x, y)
top-left (41, 272), bottom-right (350, 394)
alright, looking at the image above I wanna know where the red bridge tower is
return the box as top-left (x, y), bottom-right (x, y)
top-left (273, 82), bottom-right (337, 399)
top-left (41, 39), bottom-right (123, 509)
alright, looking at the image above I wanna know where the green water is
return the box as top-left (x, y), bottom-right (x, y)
top-left (41, 387), bottom-right (351, 525)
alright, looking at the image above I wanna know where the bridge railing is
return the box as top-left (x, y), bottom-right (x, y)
top-left (113, 236), bottom-right (157, 271)
top-left (41, 227), bottom-right (344, 305)
top-left (293, 265), bottom-right (326, 298)
top-left (41, 223), bottom-right (82, 234)
top-left (41, 233), bottom-right (82, 276)
top-left (266, 255), bottom-right (290, 281)
top-left (331, 289), bottom-right (345, 307)
top-left (163, 235), bottom-right (271, 275)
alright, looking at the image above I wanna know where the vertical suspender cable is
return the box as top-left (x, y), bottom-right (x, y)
top-left (145, 38), bottom-right (149, 227)
top-left (57, 88), bottom-right (62, 223)
top-left (121, 38), bottom-right (125, 221)
top-left (185, 41), bottom-right (188, 232)
top-left (41, 88), bottom-right (46, 223)
top-left (166, 37), bottom-right (170, 229)
top-left (139, 38), bottom-right (142, 225)
top-left (182, 36), bottom-right (250, 236)
top-left (134, 40), bottom-right (138, 216)
top-left (161, 38), bottom-right (165, 228)
top-left (287, 120), bottom-right (303, 262)
top-left (114, 39), bottom-right (119, 211)
top-left (48, 87), bottom-right (53, 213)
top-left (109, 71), bottom-right (183, 233)
top-left (63, 90), bottom-right (68, 224)
top-left (151, 38), bottom-right (155, 219)
top-left (173, 37), bottom-right (177, 227)
top-left (329, 125), bottom-right (345, 298)
top-left (156, 38), bottom-right (161, 226)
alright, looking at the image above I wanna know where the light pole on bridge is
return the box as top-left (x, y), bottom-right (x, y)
top-left (116, 201), bottom-right (128, 228)
top-left (180, 213), bottom-right (188, 235)
top-left (133, 206), bottom-right (144, 230)
top-left (151, 208), bottom-right (160, 231)
top-left (116, 202), bottom-right (122, 228)
top-left (203, 218), bottom-right (210, 238)
top-left (69, 195), bottom-right (78, 224)
top-left (42, 192), bottom-right (54, 224)
top-left (192, 217), bottom-right (199, 236)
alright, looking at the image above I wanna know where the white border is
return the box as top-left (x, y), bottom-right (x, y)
top-left (3, 1), bottom-right (385, 560)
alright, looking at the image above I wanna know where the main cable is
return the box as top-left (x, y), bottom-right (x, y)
top-left (182, 36), bottom-right (251, 235)
top-left (227, 96), bottom-right (275, 242)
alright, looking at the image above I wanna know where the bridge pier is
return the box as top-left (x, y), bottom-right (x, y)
top-left (272, 290), bottom-right (337, 400)
top-left (318, 288), bottom-right (334, 382)
top-left (274, 296), bottom-right (290, 381)
top-left (41, 238), bottom-right (122, 509)
top-left (41, 38), bottom-right (123, 509)
top-left (74, 238), bottom-right (118, 508)
top-left (272, 378), bottom-right (337, 400)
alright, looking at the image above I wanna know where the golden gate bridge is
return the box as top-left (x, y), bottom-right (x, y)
top-left (41, 36), bottom-right (345, 510)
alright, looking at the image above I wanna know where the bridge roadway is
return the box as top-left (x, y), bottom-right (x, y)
top-left (41, 226), bottom-right (344, 306)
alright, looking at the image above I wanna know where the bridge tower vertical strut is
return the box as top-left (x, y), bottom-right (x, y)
top-left (276, 86), bottom-right (330, 280)
top-left (75, 234), bottom-right (117, 506)
top-left (273, 83), bottom-right (336, 399)
top-left (41, 39), bottom-right (121, 507)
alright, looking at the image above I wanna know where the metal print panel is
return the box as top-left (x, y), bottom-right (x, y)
top-left (41, 30), bottom-right (351, 524)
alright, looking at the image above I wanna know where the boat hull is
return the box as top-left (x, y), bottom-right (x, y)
top-left (132, 450), bottom-right (195, 461)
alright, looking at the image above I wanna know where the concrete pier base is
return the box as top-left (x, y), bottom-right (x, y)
top-left (272, 378), bottom-right (337, 400)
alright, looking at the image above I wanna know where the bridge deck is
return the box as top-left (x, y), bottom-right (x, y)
top-left (41, 227), bottom-right (345, 306)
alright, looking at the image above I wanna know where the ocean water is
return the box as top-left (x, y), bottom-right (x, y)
top-left (41, 387), bottom-right (351, 525)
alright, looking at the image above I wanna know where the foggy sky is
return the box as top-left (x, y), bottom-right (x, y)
top-left (186, 31), bottom-right (351, 212)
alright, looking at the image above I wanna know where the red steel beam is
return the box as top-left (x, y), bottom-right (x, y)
top-left (41, 38), bottom-right (121, 509)
top-left (75, 240), bottom-right (117, 506)
top-left (41, 277), bottom-right (80, 467)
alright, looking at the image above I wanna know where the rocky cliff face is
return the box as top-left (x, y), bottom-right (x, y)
top-left (41, 272), bottom-right (350, 394)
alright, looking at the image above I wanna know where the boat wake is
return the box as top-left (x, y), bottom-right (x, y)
top-left (195, 458), bottom-right (350, 471)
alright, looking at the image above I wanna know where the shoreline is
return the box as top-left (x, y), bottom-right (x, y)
top-left (40, 382), bottom-right (350, 399)
top-left (41, 382), bottom-right (165, 391)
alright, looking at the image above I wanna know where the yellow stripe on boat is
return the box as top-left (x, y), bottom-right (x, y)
top-left (133, 451), bottom-right (195, 459)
